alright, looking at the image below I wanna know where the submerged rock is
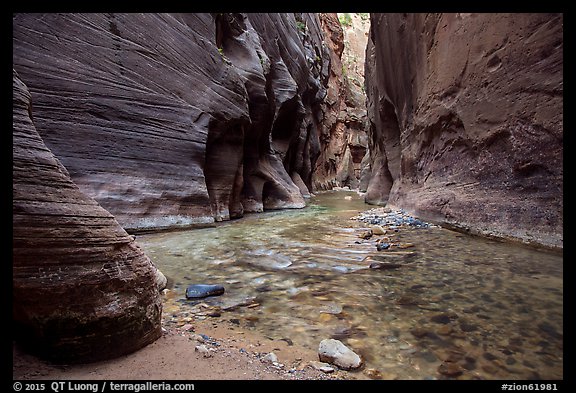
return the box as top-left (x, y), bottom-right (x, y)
top-left (369, 261), bottom-right (402, 270)
top-left (438, 362), bottom-right (463, 377)
top-left (318, 338), bottom-right (363, 370)
top-left (185, 284), bottom-right (225, 299)
top-left (376, 242), bottom-right (390, 251)
top-left (358, 230), bottom-right (373, 239)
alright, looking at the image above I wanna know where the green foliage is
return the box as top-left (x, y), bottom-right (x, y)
top-left (218, 47), bottom-right (224, 56)
top-left (358, 13), bottom-right (370, 21)
top-left (339, 13), bottom-right (352, 27)
top-left (296, 21), bottom-right (306, 32)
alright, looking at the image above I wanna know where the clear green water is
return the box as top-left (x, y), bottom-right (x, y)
top-left (138, 190), bottom-right (563, 380)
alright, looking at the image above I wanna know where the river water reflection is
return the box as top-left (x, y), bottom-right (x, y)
top-left (139, 190), bottom-right (563, 380)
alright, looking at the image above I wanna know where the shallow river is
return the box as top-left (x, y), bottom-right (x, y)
top-left (139, 190), bottom-right (563, 380)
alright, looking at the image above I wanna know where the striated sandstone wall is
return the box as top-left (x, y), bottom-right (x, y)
top-left (13, 70), bottom-right (164, 363)
top-left (13, 13), bottom-right (337, 231)
top-left (364, 13), bottom-right (563, 248)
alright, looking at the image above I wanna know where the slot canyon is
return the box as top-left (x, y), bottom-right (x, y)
top-left (13, 13), bottom-right (562, 381)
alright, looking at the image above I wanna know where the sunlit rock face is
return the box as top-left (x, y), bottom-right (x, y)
top-left (13, 70), bottom-right (163, 363)
top-left (364, 13), bottom-right (563, 249)
top-left (13, 13), bottom-right (338, 230)
top-left (313, 13), bottom-right (369, 191)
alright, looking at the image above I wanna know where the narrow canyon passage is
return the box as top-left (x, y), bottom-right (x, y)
top-left (13, 12), bottom-right (563, 381)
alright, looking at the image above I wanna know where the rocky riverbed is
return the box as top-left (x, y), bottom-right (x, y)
top-left (138, 190), bottom-right (563, 380)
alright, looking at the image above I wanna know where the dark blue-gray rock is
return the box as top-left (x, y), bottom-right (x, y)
top-left (376, 242), bottom-right (390, 251)
top-left (430, 314), bottom-right (452, 324)
top-left (186, 284), bottom-right (225, 299)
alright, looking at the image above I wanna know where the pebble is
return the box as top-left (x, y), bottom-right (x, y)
top-left (397, 295), bottom-right (420, 305)
top-left (437, 325), bottom-right (453, 336)
top-left (537, 322), bottom-right (562, 340)
top-left (319, 313), bottom-right (333, 323)
top-left (410, 328), bottom-right (432, 338)
top-left (318, 339), bottom-right (363, 370)
top-left (262, 352), bottom-right (278, 364)
top-left (363, 368), bottom-right (383, 379)
top-left (462, 359), bottom-right (477, 371)
top-left (371, 225), bottom-right (387, 235)
top-left (459, 322), bottom-right (479, 332)
top-left (481, 363), bottom-right (498, 375)
top-left (419, 351), bottom-right (438, 363)
top-left (482, 352), bottom-right (498, 361)
top-left (185, 284), bottom-right (225, 299)
top-left (376, 242), bottom-right (391, 251)
top-left (430, 313), bottom-right (453, 324)
top-left (308, 361), bottom-right (335, 373)
top-left (358, 230), bottom-right (373, 239)
top-left (195, 344), bottom-right (213, 358)
top-left (438, 362), bottom-right (463, 377)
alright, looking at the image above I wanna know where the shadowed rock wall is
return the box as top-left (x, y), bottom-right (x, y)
top-left (364, 13), bottom-right (563, 248)
top-left (13, 70), bottom-right (164, 363)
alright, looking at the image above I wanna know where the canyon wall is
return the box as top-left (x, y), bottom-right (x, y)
top-left (12, 13), bottom-right (343, 362)
top-left (13, 70), bottom-right (164, 363)
top-left (313, 13), bottom-right (369, 190)
top-left (13, 13), bottom-right (337, 231)
top-left (364, 13), bottom-right (563, 248)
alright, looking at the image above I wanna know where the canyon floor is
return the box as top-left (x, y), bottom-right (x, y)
top-left (13, 318), bottom-right (365, 381)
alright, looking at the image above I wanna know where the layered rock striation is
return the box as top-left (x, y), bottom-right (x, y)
top-left (364, 13), bottom-right (563, 248)
top-left (13, 13), bottom-right (337, 231)
top-left (12, 13), bottom-right (344, 363)
top-left (13, 70), bottom-right (164, 363)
